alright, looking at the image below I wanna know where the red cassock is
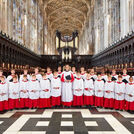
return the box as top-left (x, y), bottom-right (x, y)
top-left (103, 81), bottom-right (115, 108)
top-left (28, 80), bottom-right (40, 108)
top-left (73, 95), bottom-right (83, 106)
top-left (51, 96), bottom-right (61, 106)
top-left (84, 91), bottom-right (94, 106)
top-left (125, 82), bottom-right (134, 111)
top-left (20, 98), bottom-right (29, 108)
top-left (94, 96), bottom-right (104, 107)
top-left (114, 99), bottom-right (125, 110)
top-left (104, 98), bottom-right (114, 108)
top-left (8, 82), bottom-right (20, 109)
top-left (73, 77), bottom-right (84, 106)
top-left (94, 80), bottom-right (104, 107)
top-left (0, 101), bottom-right (9, 111)
top-left (8, 99), bottom-right (20, 109)
top-left (28, 99), bottom-right (38, 108)
top-left (84, 78), bottom-right (94, 106)
top-left (114, 81), bottom-right (125, 110)
top-left (19, 80), bottom-right (29, 108)
top-left (39, 98), bottom-right (51, 108)
top-left (0, 82), bottom-right (9, 111)
top-left (39, 79), bottom-right (51, 108)
top-left (51, 77), bottom-right (61, 106)
top-left (125, 101), bottom-right (134, 111)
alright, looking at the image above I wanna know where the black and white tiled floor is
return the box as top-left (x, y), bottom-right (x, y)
top-left (0, 107), bottom-right (134, 134)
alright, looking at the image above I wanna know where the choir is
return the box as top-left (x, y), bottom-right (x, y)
top-left (0, 65), bottom-right (134, 113)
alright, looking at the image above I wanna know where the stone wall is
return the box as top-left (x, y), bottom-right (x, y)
top-left (79, 0), bottom-right (134, 55)
top-left (0, 0), bottom-right (44, 54)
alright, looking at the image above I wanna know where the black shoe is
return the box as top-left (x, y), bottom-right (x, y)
top-left (0, 111), bottom-right (5, 114)
top-left (128, 111), bottom-right (134, 114)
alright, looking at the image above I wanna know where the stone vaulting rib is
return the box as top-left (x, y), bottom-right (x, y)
top-left (45, 0), bottom-right (89, 35)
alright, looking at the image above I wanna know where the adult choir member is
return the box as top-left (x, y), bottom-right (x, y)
top-left (61, 65), bottom-right (74, 107)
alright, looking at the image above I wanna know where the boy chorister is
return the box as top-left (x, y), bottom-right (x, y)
top-left (8, 76), bottom-right (20, 110)
top-left (84, 72), bottom-right (94, 106)
top-left (0, 76), bottom-right (8, 111)
top-left (34, 68), bottom-right (42, 82)
top-left (111, 69), bottom-right (118, 81)
top-left (46, 67), bottom-right (53, 80)
top-left (125, 77), bottom-right (134, 111)
top-left (0, 70), bottom-right (6, 80)
top-left (57, 66), bottom-right (62, 78)
top-left (19, 69), bottom-right (31, 82)
top-left (19, 75), bottom-right (29, 108)
top-left (122, 68), bottom-right (130, 83)
top-left (114, 75), bottom-right (125, 110)
top-left (80, 67), bottom-right (87, 80)
top-left (51, 71), bottom-right (61, 107)
top-left (71, 66), bottom-right (77, 78)
top-left (101, 72), bottom-right (108, 83)
top-left (7, 69), bottom-right (17, 83)
top-left (39, 74), bottom-right (51, 108)
top-left (104, 75), bottom-right (115, 109)
top-left (90, 69), bottom-right (97, 81)
top-left (94, 74), bottom-right (105, 107)
top-left (73, 71), bottom-right (84, 106)
top-left (28, 75), bottom-right (40, 108)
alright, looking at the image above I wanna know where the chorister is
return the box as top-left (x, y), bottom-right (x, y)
top-left (28, 75), bottom-right (40, 108)
top-left (84, 72), bottom-right (94, 106)
top-left (125, 77), bottom-right (134, 111)
top-left (114, 75), bottom-right (126, 110)
top-left (51, 71), bottom-right (61, 107)
top-left (73, 71), bottom-right (84, 106)
top-left (104, 75), bottom-right (115, 108)
top-left (39, 74), bottom-right (51, 108)
top-left (94, 74), bottom-right (105, 107)
top-left (0, 76), bottom-right (8, 111)
top-left (8, 76), bottom-right (20, 110)
top-left (19, 75), bottom-right (29, 108)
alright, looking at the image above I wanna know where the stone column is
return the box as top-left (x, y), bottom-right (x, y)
top-left (0, 0), bottom-right (8, 33)
top-left (132, 0), bottom-right (134, 31)
top-left (103, 0), bottom-right (109, 48)
top-left (7, 0), bottom-right (13, 37)
top-left (0, 0), bottom-right (2, 31)
top-left (120, 0), bottom-right (129, 37)
top-left (95, 28), bottom-right (99, 54)
top-left (26, 0), bottom-right (30, 48)
top-left (128, 0), bottom-right (134, 32)
top-left (104, 14), bottom-right (109, 48)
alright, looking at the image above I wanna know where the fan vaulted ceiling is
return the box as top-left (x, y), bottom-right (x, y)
top-left (44, 0), bottom-right (90, 36)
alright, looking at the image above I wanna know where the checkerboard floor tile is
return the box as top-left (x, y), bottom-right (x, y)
top-left (0, 108), bottom-right (134, 134)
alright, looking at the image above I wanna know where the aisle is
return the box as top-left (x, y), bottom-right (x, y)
top-left (0, 107), bottom-right (134, 134)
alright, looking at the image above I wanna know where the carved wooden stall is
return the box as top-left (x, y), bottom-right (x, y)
top-left (41, 54), bottom-right (92, 71)
top-left (0, 31), bottom-right (41, 76)
top-left (91, 32), bottom-right (134, 75)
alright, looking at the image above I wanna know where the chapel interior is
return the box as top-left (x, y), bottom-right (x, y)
top-left (1, 1), bottom-right (134, 134)
top-left (0, 0), bottom-right (134, 74)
